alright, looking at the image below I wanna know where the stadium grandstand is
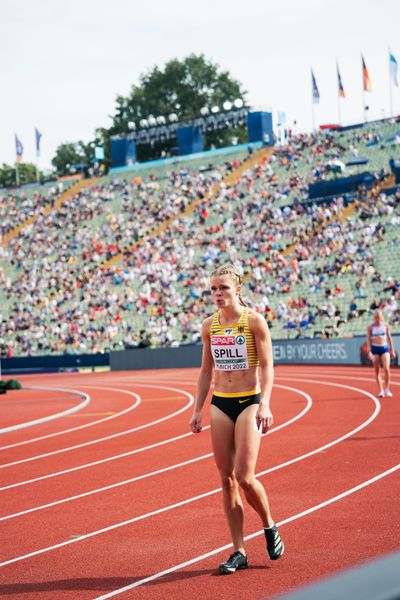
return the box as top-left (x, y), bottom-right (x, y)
top-left (1, 117), bottom-right (400, 361)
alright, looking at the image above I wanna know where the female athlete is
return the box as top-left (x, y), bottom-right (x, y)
top-left (367, 310), bottom-right (395, 397)
top-left (189, 263), bottom-right (284, 574)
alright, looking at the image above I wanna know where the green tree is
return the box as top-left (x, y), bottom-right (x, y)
top-left (51, 141), bottom-right (95, 176)
top-left (108, 54), bottom-right (248, 161)
top-left (0, 163), bottom-right (42, 187)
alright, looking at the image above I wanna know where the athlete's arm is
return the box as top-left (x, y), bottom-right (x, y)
top-left (386, 324), bottom-right (396, 358)
top-left (251, 312), bottom-right (274, 434)
top-left (367, 325), bottom-right (372, 356)
top-left (190, 318), bottom-right (213, 433)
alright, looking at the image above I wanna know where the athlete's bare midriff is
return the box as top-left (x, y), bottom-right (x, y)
top-left (213, 366), bottom-right (260, 393)
top-left (371, 335), bottom-right (386, 346)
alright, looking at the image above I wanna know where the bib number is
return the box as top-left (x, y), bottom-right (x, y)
top-left (211, 334), bottom-right (249, 371)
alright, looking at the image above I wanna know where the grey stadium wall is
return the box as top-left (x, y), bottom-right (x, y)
top-left (110, 335), bottom-right (400, 370)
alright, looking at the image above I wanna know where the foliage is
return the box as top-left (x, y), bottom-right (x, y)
top-left (0, 162), bottom-right (42, 187)
top-left (49, 54), bottom-right (248, 169)
top-left (51, 142), bottom-right (95, 176)
top-left (108, 54), bottom-right (248, 160)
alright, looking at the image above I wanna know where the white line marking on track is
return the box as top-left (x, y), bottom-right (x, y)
top-left (0, 388), bottom-right (90, 434)
top-left (0, 381), bottom-right (378, 567)
top-left (0, 385), bottom-right (311, 518)
top-left (0, 387), bottom-right (141, 451)
top-left (0, 384), bottom-right (193, 470)
top-left (0, 428), bottom-right (203, 491)
top-left (94, 463), bottom-right (400, 598)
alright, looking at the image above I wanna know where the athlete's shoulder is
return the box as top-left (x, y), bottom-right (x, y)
top-left (248, 309), bottom-right (269, 331)
top-left (202, 314), bottom-right (216, 334)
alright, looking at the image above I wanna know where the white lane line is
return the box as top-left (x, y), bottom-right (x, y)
top-left (0, 387), bottom-right (141, 451)
top-left (0, 388), bottom-right (90, 434)
top-left (0, 429), bottom-right (203, 491)
top-left (0, 384), bottom-right (193, 470)
top-left (280, 374), bottom-right (400, 386)
top-left (0, 385), bottom-right (311, 517)
top-left (0, 381), bottom-right (378, 567)
top-left (95, 463), bottom-right (400, 598)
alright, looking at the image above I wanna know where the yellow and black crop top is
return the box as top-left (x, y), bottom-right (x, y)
top-left (210, 307), bottom-right (259, 371)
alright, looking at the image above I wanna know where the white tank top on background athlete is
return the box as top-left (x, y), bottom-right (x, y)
top-left (371, 323), bottom-right (387, 346)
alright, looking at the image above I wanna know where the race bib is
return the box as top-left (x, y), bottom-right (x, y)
top-left (211, 334), bottom-right (249, 371)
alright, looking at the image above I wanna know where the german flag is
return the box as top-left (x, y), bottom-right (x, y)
top-left (337, 63), bottom-right (345, 98)
top-left (362, 55), bottom-right (372, 92)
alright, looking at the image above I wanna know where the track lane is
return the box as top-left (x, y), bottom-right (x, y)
top-left (1, 367), bottom-right (398, 600)
top-left (0, 386), bottom-right (138, 448)
top-left (0, 386), bottom-right (193, 485)
top-left (0, 386), bottom-right (141, 451)
top-left (0, 386), bottom-right (310, 519)
top-left (0, 388), bottom-right (89, 433)
top-left (0, 386), bottom-right (311, 522)
top-left (99, 464), bottom-right (399, 600)
top-left (1, 431), bottom-right (398, 599)
top-left (0, 381), bottom-right (376, 565)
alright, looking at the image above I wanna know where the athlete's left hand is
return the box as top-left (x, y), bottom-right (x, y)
top-left (390, 349), bottom-right (396, 359)
top-left (255, 405), bottom-right (273, 434)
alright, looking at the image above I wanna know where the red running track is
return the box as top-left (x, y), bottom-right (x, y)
top-left (0, 365), bottom-right (399, 599)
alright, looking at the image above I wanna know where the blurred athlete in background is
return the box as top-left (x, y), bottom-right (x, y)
top-left (367, 310), bottom-right (395, 397)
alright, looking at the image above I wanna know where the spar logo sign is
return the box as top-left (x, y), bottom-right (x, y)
top-left (236, 335), bottom-right (245, 345)
top-left (211, 336), bottom-right (236, 346)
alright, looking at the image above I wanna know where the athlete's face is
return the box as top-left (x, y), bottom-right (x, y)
top-left (210, 275), bottom-right (240, 309)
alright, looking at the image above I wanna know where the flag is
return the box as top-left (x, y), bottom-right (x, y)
top-left (337, 63), bottom-right (346, 98)
top-left (35, 128), bottom-right (42, 156)
top-left (311, 69), bottom-right (320, 104)
top-left (15, 134), bottom-right (24, 163)
top-left (362, 55), bottom-right (372, 92)
top-left (389, 51), bottom-right (398, 87)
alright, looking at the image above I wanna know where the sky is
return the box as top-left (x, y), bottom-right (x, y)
top-left (1, 0), bottom-right (400, 169)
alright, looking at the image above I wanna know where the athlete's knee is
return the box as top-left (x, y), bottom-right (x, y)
top-left (236, 472), bottom-right (257, 492)
top-left (219, 471), bottom-right (237, 492)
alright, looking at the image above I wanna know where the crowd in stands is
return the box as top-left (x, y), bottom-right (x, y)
top-left (1, 122), bottom-right (400, 358)
top-left (0, 183), bottom-right (65, 238)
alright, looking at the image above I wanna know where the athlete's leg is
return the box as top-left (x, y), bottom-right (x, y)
top-left (381, 353), bottom-right (391, 392)
top-left (372, 354), bottom-right (384, 395)
top-left (234, 405), bottom-right (274, 528)
top-left (210, 405), bottom-right (245, 554)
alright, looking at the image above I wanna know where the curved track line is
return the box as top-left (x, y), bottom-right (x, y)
top-left (95, 464), bottom-right (400, 598)
top-left (0, 384), bottom-right (193, 470)
top-left (0, 388), bottom-right (90, 434)
top-left (0, 384), bottom-right (311, 517)
top-left (0, 387), bottom-right (142, 452)
top-left (0, 381), bottom-right (378, 567)
top-left (282, 374), bottom-right (400, 387)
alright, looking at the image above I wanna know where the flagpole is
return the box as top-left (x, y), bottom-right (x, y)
top-left (361, 54), bottom-right (366, 123)
top-left (363, 88), bottom-right (366, 123)
top-left (15, 162), bottom-right (20, 187)
top-left (311, 99), bottom-right (315, 131)
top-left (36, 153), bottom-right (40, 184)
top-left (337, 63), bottom-right (341, 125)
top-left (311, 68), bottom-right (319, 132)
top-left (362, 54), bottom-right (366, 123)
top-left (389, 48), bottom-right (393, 117)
